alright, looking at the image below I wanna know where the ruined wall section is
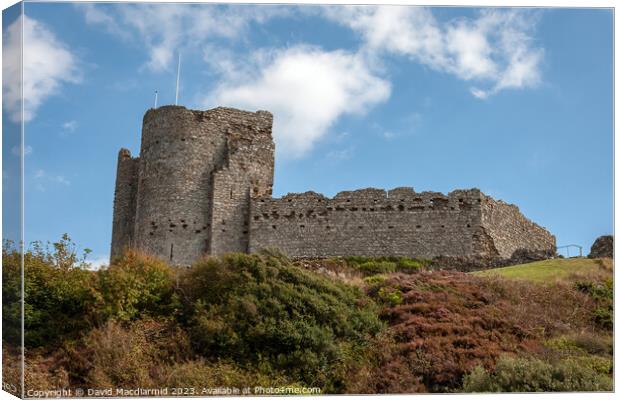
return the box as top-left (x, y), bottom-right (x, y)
top-left (209, 110), bottom-right (274, 254)
top-left (110, 149), bottom-right (139, 261)
top-left (480, 195), bottom-right (556, 259)
top-left (249, 188), bottom-right (484, 259)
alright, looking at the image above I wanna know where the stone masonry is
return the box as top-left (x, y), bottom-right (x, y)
top-left (111, 106), bottom-right (274, 265)
top-left (111, 106), bottom-right (556, 265)
top-left (250, 188), bottom-right (556, 262)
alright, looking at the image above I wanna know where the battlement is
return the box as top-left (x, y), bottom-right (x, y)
top-left (255, 187), bottom-right (483, 212)
top-left (249, 187), bottom-right (487, 259)
top-left (118, 148), bottom-right (134, 160)
top-left (143, 105), bottom-right (272, 126)
top-left (111, 106), bottom-right (555, 266)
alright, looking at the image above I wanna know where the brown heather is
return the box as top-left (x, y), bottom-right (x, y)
top-left (357, 270), bottom-right (611, 393)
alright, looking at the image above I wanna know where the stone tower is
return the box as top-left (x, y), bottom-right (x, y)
top-left (112, 105), bottom-right (555, 268)
top-left (110, 106), bottom-right (274, 265)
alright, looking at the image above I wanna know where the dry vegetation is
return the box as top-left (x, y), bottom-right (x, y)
top-left (2, 238), bottom-right (613, 395)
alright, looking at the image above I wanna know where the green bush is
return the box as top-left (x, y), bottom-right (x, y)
top-left (96, 250), bottom-right (180, 322)
top-left (363, 274), bottom-right (388, 286)
top-left (570, 355), bottom-right (612, 375)
top-left (341, 256), bottom-right (428, 275)
top-left (592, 307), bottom-right (613, 330)
top-left (575, 279), bottom-right (613, 301)
top-left (358, 261), bottom-right (397, 274)
top-left (462, 356), bottom-right (613, 392)
top-left (396, 257), bottom-right (425, 271)
top-left (575, 279), bottom-right (613, 330)
top-left (342, 256), bottom-right (373, 265)
top-left (544, 336), bottom-right (586, 355)
top-left (3, 237), bottom-right (98, 347)
top-left (377, 287), bottom-right (403, 306)
top-left (180, 253), bottom-right (384, 392)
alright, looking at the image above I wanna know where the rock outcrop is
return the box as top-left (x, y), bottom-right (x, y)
top-left (588, 235), bottom-right (613, 258)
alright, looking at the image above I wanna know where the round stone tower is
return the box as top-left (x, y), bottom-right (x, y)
top-left (111, 105), bottom-right (274, 265)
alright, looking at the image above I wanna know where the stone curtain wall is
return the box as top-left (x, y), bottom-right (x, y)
top-left (249, 188), bottom-right (485, 259)
top-left (111, 106), bottom-right (274, 265)
top-left (479, 195), bottom-right (556, 259)
top-left (110, 149), bottom-right (139, 260)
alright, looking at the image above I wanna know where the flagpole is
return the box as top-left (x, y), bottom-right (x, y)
top-left (175, 53), bottom-right (181, 105)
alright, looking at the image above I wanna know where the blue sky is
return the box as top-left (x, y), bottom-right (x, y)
top-left (2, 2), bottom-right (613, 266)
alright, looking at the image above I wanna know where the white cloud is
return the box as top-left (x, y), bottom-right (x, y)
top-left (326, 6), bottom-right (543, 98)
top-left (203, 46), bottom-right (390, 157)
top-left (80, 3), bottom-right (129, 40)
top-left (78, 3), bottom-right (289, 72)
top-left (62, 120), bottom-right (78, 133)
top-left (325, 6), bottom-right (447, 68)
top-left (2, 15), bottom-right (81, 122)
top-left (54, 175), bottom-right (71, 185)
top-left (470, 87), bottom-right (490, 99)
top-left (33, 169), bottom-right (70, 190)
top-left (382, 130), bottom-right (397, 140)
top-left (11, 145), bottom-right (32, 156)
top-left (326, 147), bottom-right (354, 161)
top-left (73, 4), bottom-right (543, 158)
top-left (445, 19), bottom-right (497, 80)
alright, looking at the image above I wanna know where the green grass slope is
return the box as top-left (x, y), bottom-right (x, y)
top-left (472, 257), bottom-right (611, 283)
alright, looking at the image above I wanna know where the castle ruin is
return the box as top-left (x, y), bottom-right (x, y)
top-left (111, 106), bottom-right (556, 266)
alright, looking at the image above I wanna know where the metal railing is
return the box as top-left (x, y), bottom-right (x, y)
top-left (556, 244), bottom-right (583, 258)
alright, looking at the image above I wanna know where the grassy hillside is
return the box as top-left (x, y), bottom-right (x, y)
top-left (2, 237), bottom-right (614, 394)
top-left (472, 257), bottom-right (612, 283)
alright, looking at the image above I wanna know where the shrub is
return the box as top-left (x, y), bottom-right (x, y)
top-left (95, 250), bottom-right (180, 322)
top-left (363, 274), bottom-right (388, 286)
top-left (3, 237), bottom-right (98, 348)
top-left (377, 287), bottom-right (403, 306)
top-left (592, 307), bottom-right (613, 330)
top-left (462, 356), bottom-right (613, 392)
top-left (481, 275), bottom-right (604, 336)
top-left (543, 334), bottom-right (612, 375)
top-left (340, 256), bottom-right (428, 275)
top-left (163, 359), bottom-right (295, 389)
top-left (66, 319), bottom-right (190, 388)
top-left (570, 355), bottom-right (612, 375)
top-left (358, 261), bottom-right (397, 274)
top-left (342, 256), bottom-right (373, 265)
top-left (575, 279), bottom-right (613, 330)
top-left (180, 253), bottom-right (384, 392)
top-left (572, 333), bottom-right (613, 356)
top-left (575, 279), bottom-right (613, 302)
top-left (544, 336), bottom-right (585, 355)
top-left (396, 258), bottom-right (425, 271)
top-left (363, 271), bottom-right (537, 392)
